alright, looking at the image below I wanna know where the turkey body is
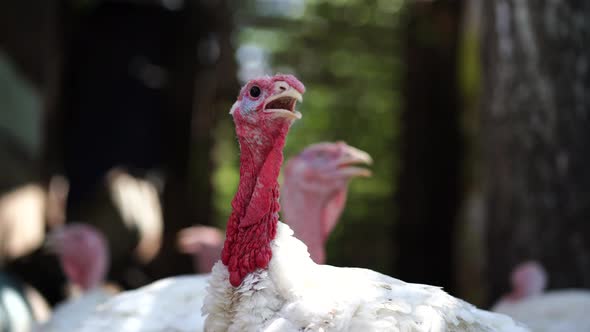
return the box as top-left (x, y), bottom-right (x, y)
top-left (76, 74), bottom-right (530, 332)
top-left (35, 288), bottom-right (113, 332)
top-left (204, 74), bottom-right (528, 332)
top-left (203, 222), bottom-right (529, 332)
top-left (493, 289), bottom-right (590, 332)
top-left (0, 272), bottom-right (41, 332)
top-left (75, 275), bottom-right (209, 332)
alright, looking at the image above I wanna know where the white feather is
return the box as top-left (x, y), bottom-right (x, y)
top-left (74, 275), bottom-right (210, 332)
top-left (203, 222), bottom-right (530, 332)
top-left (493, 290), bottom-right (590, 332)
top-left (35, 288), bottom-right (112, 332)
top-left (68, 221), bottom-right (531, 332)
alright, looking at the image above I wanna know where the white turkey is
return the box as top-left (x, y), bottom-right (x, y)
top-left (492, 261), bottom-right (590, 332)
top-left (176, 140), bottom-right (373, 272)
top-left (199, 74), bottom-right (528, 331)
top-left (77, 74), bottom-right (529, 332)
top-left (0, 271), bottom-right (49, 332)
top-left (76, 140), bottom-right (372, 331)
top-left (36, 223), bottom-right (117, 332)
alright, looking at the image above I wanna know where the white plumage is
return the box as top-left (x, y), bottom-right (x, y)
top-left (75, 275), bottom-right (209, 332)
top-left (203, 222), bottom-right (529, 332)
top-left (35, 288), bottom-right (113, 332)
top-left (35, 223), bottom-right (116, 332)
top-left (0, 273), bottom-right (40, 332)
top-left (75, 75), bottom-right (530, 332)
top-left (72, 222), bottom-right (530, 332)
top-left (72, 141), bottom-right (372, 332)
top-left (492, 290), bottom-right (590, 332)
top-left (492, 261), bottom-right (590, 332)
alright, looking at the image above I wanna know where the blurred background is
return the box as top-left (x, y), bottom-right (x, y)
top-left (0, 0), bottom-right (588, 316)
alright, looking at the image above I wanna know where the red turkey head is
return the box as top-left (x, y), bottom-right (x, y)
top-left (46, 223), bottom-right (109, 291)
top-left (508, 260), bottom-right (548, 300)
top-left (281, 141), bottom-right (372, 264)
top-left (223, 74), bottom-right (305, 286)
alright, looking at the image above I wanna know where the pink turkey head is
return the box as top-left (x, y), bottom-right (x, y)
top-left (46, 223), bottom-right (109, 291)
top-left (282, 142), bottom-right (372, 263)
top-left (177, 225), bottom-right (224, 273)
top-left (508, 261), bottom-right (548, 301)
top-left (230, 74), bottom-right (305, 150)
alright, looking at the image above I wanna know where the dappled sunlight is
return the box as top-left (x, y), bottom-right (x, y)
top-left (106, 169), bottom-right (163, 264)
top-left (0, 184), bottom-right (45, 260)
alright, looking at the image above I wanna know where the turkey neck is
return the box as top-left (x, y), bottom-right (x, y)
top-left (280, 184), bottom-right (326, 264)
top-left (222, 124), bottom-right (289, 287)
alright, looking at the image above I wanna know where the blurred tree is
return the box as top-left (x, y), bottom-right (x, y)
top-left (151, 0), bottom-right (238, 280)
top-left (4, 0), bottom-right (237, 303)
top-left (60, 1), bottom-right (173, 288)
top-left (0, 1), bottom-right (65, 305)
top-left (455, 0), bottom-right (487, 306)
top-left (396, 0), bottom-right (464, 295)
top-left (57, 0), bottom-right (237, 286)
top-left (481, 0), bottom-right (590, 303)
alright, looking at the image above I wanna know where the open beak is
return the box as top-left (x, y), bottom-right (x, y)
top-left (263, 88), bottom-right (303, 121)
top-left (335, 146), bottom-right (373, 178)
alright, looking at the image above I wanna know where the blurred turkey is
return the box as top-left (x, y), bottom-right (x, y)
top-left (36, 223), bottom-right (118, 332)
top-left (177, 225), bottom-right (224, 274)
top-left (61, 168), bottom-right (164, 292)
top-left (75, 141), bottom-right (372, 332)
top-left (3, 169), bottom-right (163, 307)
top-left (0, 272), bottom-right (49, 332)
top-left (492, 261), bottom-right (590, 332)
top-left (105, 168), bottom-right (163, 265)
top-left (0, 184), bottom-right (46, 262)
top-left (281, 141), bottom-right (371, 264)
top-left (177, 141), bottom-right (372, 273)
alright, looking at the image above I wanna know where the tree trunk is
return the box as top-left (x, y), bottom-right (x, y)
top-left (57, 0), bottom-right (235, 285)
top-left (148, 0), bottom-right (237, 279)
top-left (396, 0), bottom-right (464, 295)
top-left (482, 0), bottom-right (590, 304)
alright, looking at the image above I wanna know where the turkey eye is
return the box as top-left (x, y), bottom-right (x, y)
top-left (249, 86), bottom-right (261, 98)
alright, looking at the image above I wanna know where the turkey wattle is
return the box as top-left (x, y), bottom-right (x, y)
top-left (177, 140), bottom-right (373, 271)
top-left (202, 74), bottom-right (530, 332)
top-left (74, 139), bottom-right (372, 332)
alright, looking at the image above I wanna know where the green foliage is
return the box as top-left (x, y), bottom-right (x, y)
top-left (0, 52), bottom-right (42, 159)
top-left (213, 0), bottom-right (402, 274)
top-left (212, 118), bottom-right (240, 228)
